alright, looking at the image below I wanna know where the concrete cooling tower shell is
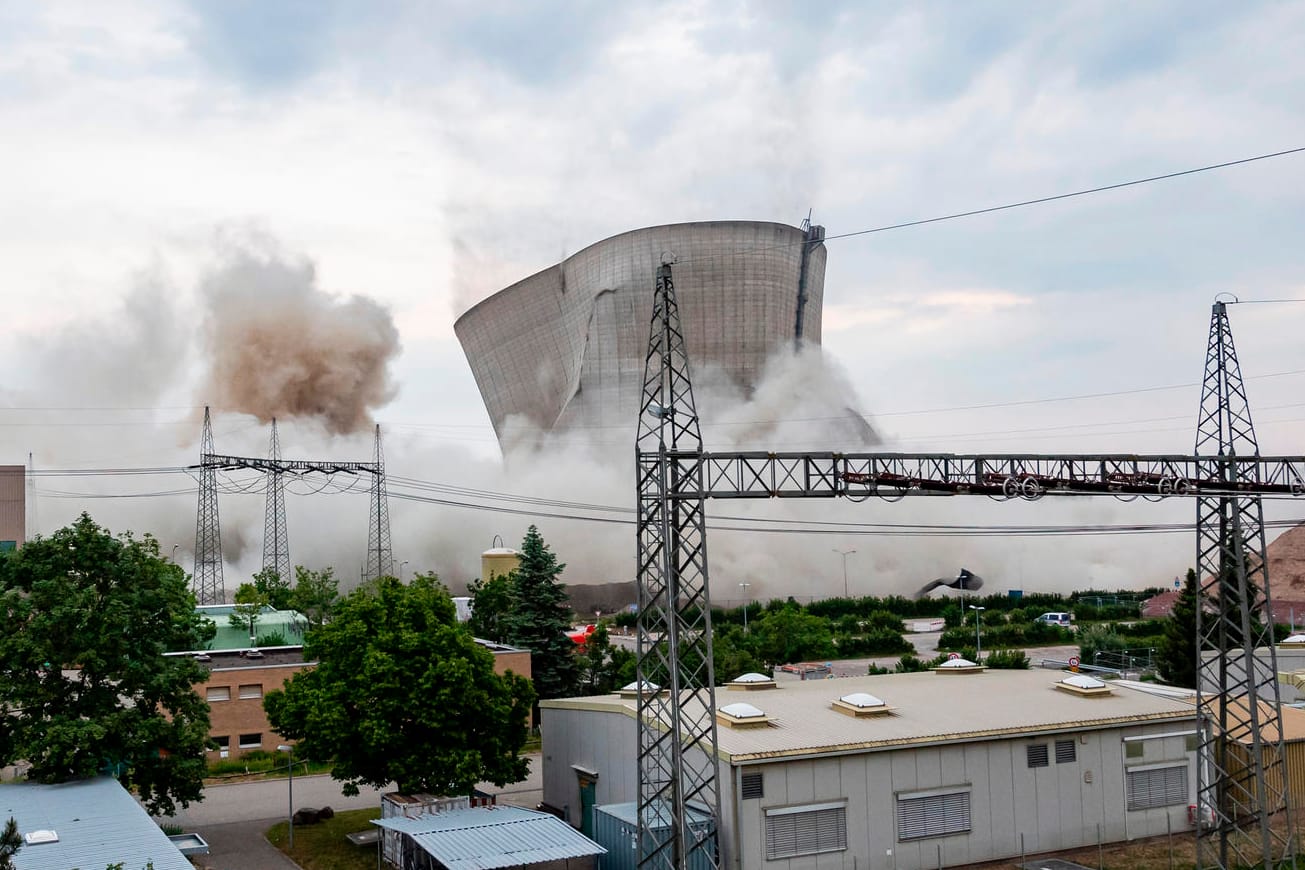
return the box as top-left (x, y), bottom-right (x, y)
top-left (454, 220), bottom-right (827, 445)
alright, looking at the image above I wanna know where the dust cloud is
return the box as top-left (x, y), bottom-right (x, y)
top-left (197, 240), bottom-right (400, 436)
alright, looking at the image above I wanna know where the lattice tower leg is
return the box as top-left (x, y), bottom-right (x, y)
top-left (635, 263), bottom-right (721, 870)
top-left (1193, 301), bottom-right (1294, 870)
top-left (193, 406), bottom-right (225, 604)
top-left (363, 423), bottom-right (395, 581)
top-left (262, 418), bottom-right (291, 586)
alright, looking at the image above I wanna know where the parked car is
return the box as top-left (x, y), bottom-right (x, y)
top-left (1036, 612), bottom-right (1073, 627)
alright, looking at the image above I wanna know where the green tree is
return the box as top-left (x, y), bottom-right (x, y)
top-left (251, 567), bottom-right (293, 610)
top-left (577, 623), bottom-right (627, 695)
top-left (0, 817), bottom-right (20, 870)
top-left (1157, 568), bottom-right (1199, 688)
top-left (0, 514), bottom-right (213, 815)
top-left (749, 606), bottom-right (834, 668)
top-left (264, 574), bottom-right (534, 796)
top-left (289, 566), bottom-right (339, 631)
top-left (467, 572), bottom-right (513, 644)
top-left (503, 526), bottom-right (580, 701)
top-left (228, 582), bottom-right (267, 642)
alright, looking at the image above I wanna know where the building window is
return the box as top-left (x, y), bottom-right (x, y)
top-left (206, 686), bottom-right (230, 702)
top-left (1125, 741), bottom-right (1145, 759)
top-left (1055, 739), bottom-right (1077, 764)
top-left (1027, 743), bottom-right (1049, 768)
top-left (741, 772), bottom-right (764, 800)
top-left (897, 791), bottom-right (971, 841)
top-left (238, 684), bottom-right (263, 700)
top-left (239, 733), bottom-right (262, 750)
top-left (213, 736), bottom-right (229, 759)
top-left (764, 802), bottom-right (847, 859)
top-left (1126, 765), bottom-right (1188, 811)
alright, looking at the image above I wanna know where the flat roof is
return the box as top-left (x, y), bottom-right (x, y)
top-left (542, 669), bottom-right (1196, 763)
top-left (0, 777), bottom-right (191, 870)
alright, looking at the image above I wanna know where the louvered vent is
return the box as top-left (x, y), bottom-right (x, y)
top-left (1055, 738), bottom-right (1077, 763)
top-left (741, 772), bottom-right (764, 800)
top-left (1027, 743), bottom-right (1049, 768)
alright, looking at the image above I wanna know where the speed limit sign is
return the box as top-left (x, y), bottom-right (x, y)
top-left (1068, 656), bottom-right (1080, 671)
top-left (948, 652), bottom-right (961, 661)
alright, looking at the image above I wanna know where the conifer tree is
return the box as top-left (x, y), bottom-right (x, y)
top-left (504, 526), bottom-right (580, 700)
top-left (1157, 568), bottom-right (1199, 688)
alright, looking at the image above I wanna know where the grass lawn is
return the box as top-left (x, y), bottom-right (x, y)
top-left (266, 807), bottom-right (382, 870)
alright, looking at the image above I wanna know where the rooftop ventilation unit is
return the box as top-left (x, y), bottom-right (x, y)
top-left (727, 672), bottom-right (777, 691)
top-left (832, 692), bottom-right (893, 718)
top-left (618, 681), bottom-right (666, 699)
top-left (717, 701), bottom-right (773, 729)
top-left (931, 658), bottom-right (985, 675)
top-left (1056, 674), bottom-right (1112, 697)
top-left (24, 829), bottom-right (58, 845)
top-left (1282, 634), bottom-right (1305, 647)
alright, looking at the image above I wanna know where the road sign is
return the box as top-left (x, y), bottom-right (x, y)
top-left (948, 652), bottom-right (960, 661)
top-left (1069, 656), bottom-right (1080, 671)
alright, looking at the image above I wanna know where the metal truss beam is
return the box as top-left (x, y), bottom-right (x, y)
top-left (636, 275), bottom-right (1297, 869)
top-left (198, 454), bottom-right (380, 475)
top-left (645, 451), bottom-right (1305, 500)
top-left (363, 424), bottom-right (395, 582)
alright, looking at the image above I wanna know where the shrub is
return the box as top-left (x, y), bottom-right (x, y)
top-left (985, 649), bottom-right (1030, 669)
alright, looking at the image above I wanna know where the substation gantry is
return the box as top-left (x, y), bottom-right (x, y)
top-left (635, 264), bottom-right (1305, 870)
top-left (190, 408), bottom-right (395, 605)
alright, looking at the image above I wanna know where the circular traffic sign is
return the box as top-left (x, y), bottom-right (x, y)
top-left (1068, 656), bottom-right (1080, 668)
top-left (948, 652), bottom-right (961, 661)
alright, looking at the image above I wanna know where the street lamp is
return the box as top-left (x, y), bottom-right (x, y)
top-left (832, 549), bottom-right (857, 599)
top-left (969, 606), bottom-right (986, 660)
top-left (170, 544), bottom-right (180, 562)
top-left (400, 560), bottom-right (410, 581)
top-left (277, 744), bottom-right (295, 849)
top-left (738, 581), bottom-right (751, 633)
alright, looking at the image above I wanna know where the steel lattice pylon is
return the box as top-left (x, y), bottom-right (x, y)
top-left (193, 406), bottom-right (225, 604)
top-left (1194, 301), bottom-right (1295, 869)
top-left (635, 263), bottom-right (722, 870)
top-left (261, 418), bottom-right (291, 586)
top-left (363, 423), bottom-right (396, 581)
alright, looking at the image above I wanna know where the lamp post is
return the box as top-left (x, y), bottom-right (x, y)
top-left (277, 744), bottom-right (295, 849)
top-left (969, 606), bottom-right (985, 660)
top-left (739, 581), bottom-right (751, 633)
top-left (400, 560), bottom-right (409, 581)
top-left (832, 549), bottom-right (856, 599)
top-left (170, 544), bottom-right (180, 562)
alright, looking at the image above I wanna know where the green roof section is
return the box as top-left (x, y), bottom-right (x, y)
top-left (193, 604), bottom-right (307, 652)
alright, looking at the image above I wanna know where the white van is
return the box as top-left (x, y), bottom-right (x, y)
top-left (1037, 612), bottom-right (1072, 627)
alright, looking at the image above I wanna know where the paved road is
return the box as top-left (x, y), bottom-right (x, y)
top-left (166, 754), bottom-right (543, 870)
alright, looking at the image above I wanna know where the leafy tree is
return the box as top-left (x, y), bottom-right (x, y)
top-left (467, 572), bottom-right (513, 644)
top-left (290, 566), bottom-right (339, 631)
top-left (228, 583), bottom-right (267, 642)
top-left (0, 817), bottom-right (19, 870)
top-left (1076, 623), bottom-right (1129, 666)
top-left (577, 623), bottom-right (628, 695)
top-left (264, 574), bottom-right (533, 796)
top-left (748, 606), bottom-right (834, 668)
top-left (503, 526), bottom-right (580, 701)
top-left (251, 567), bottom-right (293, 610)
top-left (1157, 568), bottom-right (1199, 688)
top-left (0, 514), bottom-right (213, 815)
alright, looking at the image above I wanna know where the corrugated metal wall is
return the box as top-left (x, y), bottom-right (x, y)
top-left (0, 465), bottom-right (24, 546)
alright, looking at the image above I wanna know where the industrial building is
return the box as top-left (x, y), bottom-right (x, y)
top-left (454, 220), bottom-right (830, 447)
top-left (0, 464), bottom-right (24, 549)
top-left (541, 668), bottom-right (1199, 870)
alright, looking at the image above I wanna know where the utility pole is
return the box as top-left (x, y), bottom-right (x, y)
top-left (832, 549), bottom-right (856, 599)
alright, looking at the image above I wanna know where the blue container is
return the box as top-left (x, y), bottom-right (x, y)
top-left (592, 802), bottom-right (715, 870)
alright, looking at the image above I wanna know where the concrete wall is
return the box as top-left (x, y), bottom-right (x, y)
top-left (455, 221), bottom-right (826, 446)
top-left (0, 465), bottom-right (24, 547)
top-left (542, 708), bottom-right (1197, 870)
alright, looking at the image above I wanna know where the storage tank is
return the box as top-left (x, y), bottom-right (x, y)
top-left (482, 546), bottom-right (520, 582)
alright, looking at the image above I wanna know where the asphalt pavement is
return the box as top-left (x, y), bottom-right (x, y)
top-left (165, 754), bottom-right (543, 870)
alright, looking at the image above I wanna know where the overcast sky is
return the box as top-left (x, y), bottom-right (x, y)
top-left (3, 2), bottom-right (1304, 594)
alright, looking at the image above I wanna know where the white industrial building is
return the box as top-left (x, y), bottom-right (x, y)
top-left (541, 668), bottom-right (1199, 869)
